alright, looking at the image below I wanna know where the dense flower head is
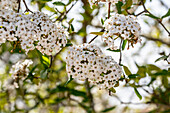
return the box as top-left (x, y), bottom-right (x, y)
top-left (102, 14), bottom-right (141, 50)
top-left (9, 59), bottom-right (33, 88)
top-left (0, 10), bottom-right (68, 55)
top-left (0, 0), bottom-right (18, 10)
top-left (66, 44), bottom-right (122, 89)
top-left (88, 0), bottom-right (119, 6)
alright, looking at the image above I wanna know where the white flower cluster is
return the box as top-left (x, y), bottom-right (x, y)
top-left (66, 44), bottom-right (122, 89)
top-left (88, 0), bottom-right (119, 8)
top-left (102, 14), bottom-right (141, 50)
top-left (9, 59), bottom-right (33, 88)
top-left (0, 0), bottom-right (18, 10)
top-left (0, 10), bottom-right (67, 55)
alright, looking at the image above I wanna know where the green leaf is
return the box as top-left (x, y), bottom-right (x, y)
top-left (53, 2), bottom-right (65, 6)
top-left (107, 48), bottom-right (120, 52)
top-left (145, 14), bottom-right (160, 19)
top-left (128, 74), bottom-right (140, 79)
top-left (153, 69), bottom-right (170, 76)
top-left (42, 55), bottom-right (50, 68)
top-left (102, 106), bottom-right (116, 112)
top-left (89, 32), bottom-right (104, 35)
top-left (101, 18), bottom-right (104, 25)
top-left (122, 40), bottom-right (127, 50)
top-left (162, 76), bottom-right (168, 88)
top-left (53, 97), bottom-right (67, 104)
top-left (109, 87), bottom-right (116, 93)
top-left (66, 43), bottom-right (73, 47)
top-left (122, 0), bottom-right (132, 9)
top-left (68, 18), bottom-right (74, 24)
top-left (155, 55), bottom-right (168, 62)
top-left (147, 64), bottom-right (161, 72)
top-left (137, 66), bottom-right (146, 77)
top-left (162, 9), bottom-right (170, 18)
top-left (123, 66), bottom-right (132, 76)
top-left (26, 64), bottom-right (39, 81)
top-left (64, 75), bottom-right (74, 86)
top-left (70, 24), bottom-right (74, 31)
top-left (116, 1), bottom-right (123, 14)
top-left (134, 87), bottom-right (142, 100)
top-left (40, 69), bottom-right (48, 79)
top-left (44, 5), bottom-right (56, 12)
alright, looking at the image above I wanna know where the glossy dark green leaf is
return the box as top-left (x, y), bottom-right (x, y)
top-left (107, 48), bottom-right (120, 52)
top-left (128, 74), bottom-right (140, 79)
top-left (70, 24), bottom-right (74, 31)
top-left (122, 0), bottom-right (132, 9)
top-left (66, 43), bottom-right (73, 47)
top-left (122, 40), bottom-right (127, 50)
top-left (155, 55), bottom-right (168, 62)
top-left (153, 69), bottom-right (170, 76)
top-left (64, 75), bottom-right (74, 86)
top-left (161, 9), bottom-right (170, 18)
top-left (134, 87), bottom-right (142, 100)
top-left (102, 106), bottom-right (116, 112)
top-left (123, 66), bottom-right (132, 76)
top-left (90, 32), bottom-right (104, 35)
top-left (145, 14), bottom-right (160, 19)
top-left (53, 2), bottom-right (65, 6)
top-left (52, 97), bottom-right (67, 104)
top-left (116, 1), bottom-right (123, 14)
top-left (109, 87), bottom-right (116, 93)
top-left (101, 18), bottom-right (104, 25)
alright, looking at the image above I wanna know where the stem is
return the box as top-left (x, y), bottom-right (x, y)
top-left (119, 39), bottom-right (123, 65)
top-left (135, 10), bottom-right (146, 17)
top-left (141, 35), bottom-right (170, 46)
top-left (108, 2), bottom-right (111, 19)
top-left (17, 0), bottom-right (21, 13)
top-left (85, 79), bottom-right (95, 113)
top-left (23, 0), bottom-right (33, 13)
top-left (55, 1), bottom-right (78, 22)
top-left (141, 0), bottom-right (170, 36)
top-left (88, 29), bottom-right (105, 44)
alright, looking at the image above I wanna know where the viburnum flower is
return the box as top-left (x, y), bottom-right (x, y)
top-left (66, 44), bottom-right (122, 89)
top-left (0, 10), bottom-right (68, 55)
top-left (102, 14), bottom-right (141, 50)
top-left (0, 0), bottom-right (18, 10)
top-left (88, 0), bottom-right (120, 8)
top-left (9, 59), bottom-right (33, 88)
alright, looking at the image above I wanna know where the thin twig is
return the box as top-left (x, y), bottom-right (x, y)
top-left (23, 0), bottom-right (33, 13)
top-left (119, 39), bottom-right (123, 65)
top-left (55, 1), bottom-right (78, 22)
top-left (135, 10), bottom-right (146, 17)
top-left (141, 0), bottom-right (170, 36)
top-left (108, 2), bottom-right (111, 18)
top-left (85, 79), bottom-right (95, 113)
top-left (88, 29), bottom-right (105, 44)
top-left (17, 0), bottom-right (21, 13)
top-left (141, 35), bottom-right (170, 46)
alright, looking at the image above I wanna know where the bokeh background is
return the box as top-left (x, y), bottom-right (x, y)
top-left (0, 0), bottom-right (170, 113)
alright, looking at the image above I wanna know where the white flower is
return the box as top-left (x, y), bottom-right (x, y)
top-left (88, 0), bottom-right (119, 8)
top-left (102, 14), bottom-right (141, 50)
top-left (10, 59), bottom-right (33, 85)
top-left (66, 44), bottom-right (122, 90)
top-left (0, 10), bottom-right (68, 55)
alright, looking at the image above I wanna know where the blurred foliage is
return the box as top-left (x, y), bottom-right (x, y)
top-left (0, 0), bottom-right (170, 113)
